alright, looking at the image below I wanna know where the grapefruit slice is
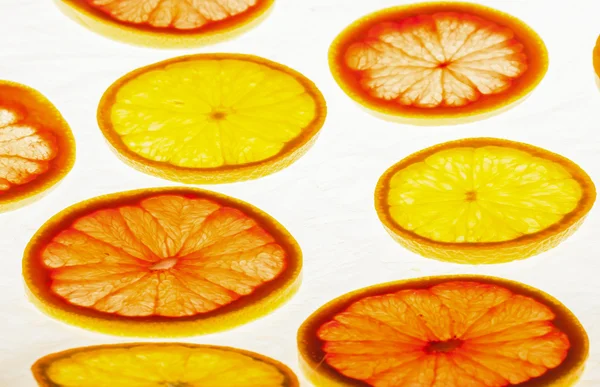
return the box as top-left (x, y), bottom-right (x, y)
top-left (98, 53), bottom-right (326, 184)
top-left (23, 187), bottom-right (302, 337)
top-left (0, 81), bottom-right (75, 212)
top-left (329, 2), bottom-right (548, 124)
top-left (32, 343), bottom-right (299, 386)
top-left (375, 138), bottom-right (595, 264)
top-left (55, 0), bottom-right (275, 48)
top-left (298, 275), bottom-right (589, 387)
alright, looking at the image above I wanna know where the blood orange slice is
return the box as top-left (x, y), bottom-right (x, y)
top-left (298, 276), bottom-right (588, 387)
top-left (32, 343), bottom-right (299, 386)
top-left (0, 81), bottom-right (75, 212)
top-left (375, 138), bottom-right (595, 264)
top-left (98, 54), bottom-right (326, 184)
top-left (23, 187), bottom-right (301, 337)
top-left (55, 0), bottom-right (274, 48)
top-left (330, 2), bottom-right (548, 124)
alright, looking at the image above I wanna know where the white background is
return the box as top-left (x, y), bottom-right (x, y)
top-left (1, 0), bottom-right (599, 385)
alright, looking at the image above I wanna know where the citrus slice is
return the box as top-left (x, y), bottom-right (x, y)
top-left (23, 187), bottom-right (302, 337)
top-left (55, 0), bottom-right (275, 48)
top-left (375, 138), bottom-right (595, 264)
top-left (0, 81), bottom-right (75, 212)
top-left (329, 2), bottom-right (548, 124)
top-left (98, 53), bottom-right (326, 184)
top-left (32, 343), bottom-right (299, 386)
top-left (298, 275), bottom-right (589, 387)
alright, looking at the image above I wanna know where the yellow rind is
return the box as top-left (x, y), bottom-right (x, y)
top-left (23, 187), bottom-right (302, 337)
top-left (32, 343), bottom-right (300, 387)
top-left (0, 80), bottom-right (76, 213)
top-left (329, 1), bottom-right (549, 126)
top-left (297, 275), bottom-right (589, 387)
top-left (55, 0), bottom-right (275, 49)
top-left (374, 138), bottom-right (596, 264)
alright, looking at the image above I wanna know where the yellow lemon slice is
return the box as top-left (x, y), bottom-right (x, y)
top-left (32, 343), bottom-right (299, 386)
top-left (98, 54), bottom-right (326, 184)
top-left (375, 138), bottom-right (595, 264)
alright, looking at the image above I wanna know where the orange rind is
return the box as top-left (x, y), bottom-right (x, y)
top-left (32, 343), bottom-right (299, 386)
top-left (329, 2), bottom-right (548, 125)
top-left (0, 81), bottom-right (75, 212)
top-left (375, 138), bottom-right (595, 264)
top-left (97, 53), bottom-right (327, 184)
top-left (55, 0), bottom-right (275, 48)
top-left (298, 275), bottom-right (589, 387)
top-left (23, 187), bottom-right (302, 337)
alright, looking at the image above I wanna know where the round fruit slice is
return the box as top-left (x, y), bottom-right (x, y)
top-left (23, 187), bottom-right (301, 337)
top-left (375, 138), bottom-right (595, 264)
top-left (298, 275), bottom-right (589, 387)
top-left (32, 343), bottom-right (299, 386)
top-left (0, 81), bottom-right (75, 212)
top-left (55, 0), bottom-right (275, 48)
top-left (98, 54), bottom-right (326, 184)
top-left (329, 2), bottom-right (548, 124)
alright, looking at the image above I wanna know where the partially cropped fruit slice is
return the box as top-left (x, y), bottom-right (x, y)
top-left (55, 0), bottom-right (275, 48)
top-left (298, 276), bottom-right (589, 387)
top-left (329, 2), bottom-right (548, 124)
top-left (98, 53), bottom-right (326, 184)
top-left (32, 343), bottom-right (299, 386)
top-left (594, 35), bottom-right (600, 87)
top-left (0, 81), bottom-right (75, 212)
top-left (23, 187), bottom-right (301, 337)
top-left (375, 138), bottom-right (595, 264)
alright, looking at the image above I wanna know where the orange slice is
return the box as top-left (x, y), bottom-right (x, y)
top-left (0, 81), bottom-right (75, 212)
top-left (23, 187), bottom-right (301, 337)
top-left (32, 343), bottom-right (299, 386)
top-left (375, 138), bottom-right (595, 264)
top-left (55, 0), bottom-right (274, 48)
top-left (298, 275), bottom-right (588, 387)
top-left (98, 53), bottom-right (326, 184)
top-left (329, 2), bottom-right (548, 124)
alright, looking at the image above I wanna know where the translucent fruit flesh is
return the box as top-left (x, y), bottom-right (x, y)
top-left (0, 81), bottom-right (75, 212)
top-left (375, 138), bottom-right (595, 264)
top-left (32, 343), bottom-right (299, 387)
top-left (87, 0), bottom-right (260, 30)
top-left (298, 277), bottom-right (589, 387)
top-left (23, 188), bottom-right (302, 336)
top-left (329, 3), bottom-right (548, 123)
top-left (98, 54), bottom-right (326, 183)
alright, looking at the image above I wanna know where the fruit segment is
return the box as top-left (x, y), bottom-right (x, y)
top-left (329, 2), bottom-right (548, 123)
top-left (32, 343), bottom-right (299, 387)
top-left (0, 81), bottom-right (75, 212)
top-left (56, 0), bottom-right (275, 47)
top-left (98, 54), bottom-right (326, 183)
top-left (375, 138), bottom-right (595, 264)
top-left (23, 188), bottom-right (302, 336)
top-left (298, 276), bottom-right (589, 387)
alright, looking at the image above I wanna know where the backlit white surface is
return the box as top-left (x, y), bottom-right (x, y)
top-left (0, 0), bottom-right (599, 385)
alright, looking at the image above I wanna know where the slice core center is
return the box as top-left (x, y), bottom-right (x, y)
top-left (150, 257), bottom-right (179, 271)
top-left (425, 339), bottom-right (463, 354)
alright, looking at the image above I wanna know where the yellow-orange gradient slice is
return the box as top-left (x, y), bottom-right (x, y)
top-left (32, 343), bottom-right (299, 387)
top-left (0, 81), bottom-right (75, 212)
top-left (329, 2), bottom-right (548, 124)
top-left (298, 276), bottom-right (589, 387)
top-left (56, 0), bottom-right (275, 48)
top-left (593, 35), bottom-right (600, 87)
top-left (375, 138), bottom-right (595, 264)
top-left (23, 188), bottom-right (301, 336)
top-left (98, 54), bottom-right (326, 184)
